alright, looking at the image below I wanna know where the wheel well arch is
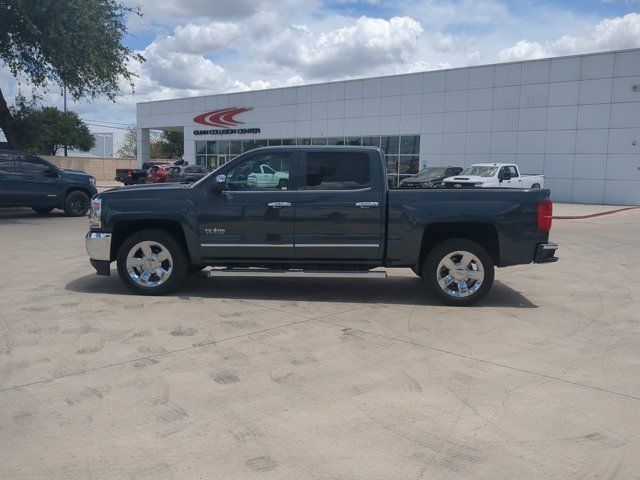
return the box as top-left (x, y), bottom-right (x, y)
top-left (417, 222), bottom-right (499, 275)
top-left (65, 186), bottom-right (93, 198)
top-left (109, 220), bottom-right (188, 261)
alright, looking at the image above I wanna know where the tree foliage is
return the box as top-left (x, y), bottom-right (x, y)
top-left (160, 131), bottom-right (184, 158)
top-left (12, 101), bottom-right (95, 155)
top-left (116, 128), bottom-right (184, 159)
top-left (116, 127), bottom-right (137, 158)
top-left (0, 0), bottom-right (144, 148)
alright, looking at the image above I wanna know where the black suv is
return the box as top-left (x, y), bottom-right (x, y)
top-left (0, 150), bottom-right (97, 216)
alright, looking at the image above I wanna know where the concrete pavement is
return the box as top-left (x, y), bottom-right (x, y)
top-left (0, 207), bottom-right (639, 479)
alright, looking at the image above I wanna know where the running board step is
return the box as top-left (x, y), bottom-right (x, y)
top-left (207, 268), bottom-right (387, 279)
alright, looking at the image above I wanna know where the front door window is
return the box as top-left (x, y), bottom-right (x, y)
top-left (225, 152), bottom-right (295, 191)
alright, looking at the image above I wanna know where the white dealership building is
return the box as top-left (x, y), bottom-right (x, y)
top-left (136, 47), bottom-right (640, 204)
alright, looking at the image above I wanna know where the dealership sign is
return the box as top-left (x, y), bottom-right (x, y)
top-left (193, 107), bottom-right (260, 135)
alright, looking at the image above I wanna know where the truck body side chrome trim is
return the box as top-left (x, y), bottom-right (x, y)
top-left (201, 243), bottom-right (294, 248)
top-left (200, 243), bottom-right (379, 248)
top-left (295, 244), bottom-right (380, 248)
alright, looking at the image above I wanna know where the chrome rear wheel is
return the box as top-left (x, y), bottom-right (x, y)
top-left (424, 239), bottom-right (494, 306)
top-left (436, 250), bottom-right (484, 298)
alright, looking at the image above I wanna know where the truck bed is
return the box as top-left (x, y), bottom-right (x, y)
top-left (386, 187), bottom-right (551, 267)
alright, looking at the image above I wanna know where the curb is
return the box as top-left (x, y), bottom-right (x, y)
top-left (553, 206), bottom-right (639, 220)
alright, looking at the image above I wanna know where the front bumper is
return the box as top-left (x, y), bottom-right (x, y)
top-left (86, 232), bottom-right (112, 276)
top-left (85, 232), bottom-right (112, 261)
top-left (534, 242), bottom-right (559, 263)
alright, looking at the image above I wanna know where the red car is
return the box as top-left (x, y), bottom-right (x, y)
top-left (146, 164), bottom-right (170, 183)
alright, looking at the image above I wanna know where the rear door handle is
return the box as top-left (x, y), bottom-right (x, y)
top-left (23, 174), bottom-right (34, 179)
top-left (355, 201), bottom-right (379, 208)
top-left (267, 202), bottom-right (292, 208)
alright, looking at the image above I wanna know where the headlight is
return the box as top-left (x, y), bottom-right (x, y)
top-left (89, 176), bottom-right (96, 187)
top-left (89, 198), bottom-right (102, 229)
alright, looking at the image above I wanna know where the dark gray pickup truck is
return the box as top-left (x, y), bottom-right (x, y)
top-left (85, 146), bottom-right (557, 305)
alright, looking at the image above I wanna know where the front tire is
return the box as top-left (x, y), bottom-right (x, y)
top-left (423, 239), bottom-right (494, 306)
top-left (277, 179), bottom-right (288, 189)
top-left (116, 229), bottom-right (188, 295)
top-left (64, 191), bottom-right (90, 216)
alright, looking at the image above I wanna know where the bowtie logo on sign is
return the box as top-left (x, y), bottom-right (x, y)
top-left (193, 107), bottom-right (261, 135)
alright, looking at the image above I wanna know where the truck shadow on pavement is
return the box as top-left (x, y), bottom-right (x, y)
top-left (66, 272), bottom-right (538, 308)
top-left (0, 208), bottom-right (68, 223)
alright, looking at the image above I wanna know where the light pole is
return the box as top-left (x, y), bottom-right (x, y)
top-left (63, 85), bottom-right (67, 157)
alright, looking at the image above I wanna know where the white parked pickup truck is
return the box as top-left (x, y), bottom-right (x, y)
top-left (443, 163), bottom-right (544, 189)
top-left (247, 164), bottom-right (289, 189)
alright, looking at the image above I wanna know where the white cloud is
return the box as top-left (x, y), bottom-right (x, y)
top-left (160, 23), bottom-right (243, 54)
top-left (256, 16), bottom-right (424, 78)
top-left (498, 13), bottom-right (640, 61)
top-left (498, 40), bottom-right (549, 62)
top-left (552, 12), bottom-right (640, 54)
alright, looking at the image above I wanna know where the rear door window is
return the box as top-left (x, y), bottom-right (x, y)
top-left (19, 155), bottom-right (51, 174)
top-left (304, 152), bottom-right (370, 190)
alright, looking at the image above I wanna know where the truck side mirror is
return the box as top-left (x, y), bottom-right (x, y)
top-left (208, 174), bottom-right (227, 194)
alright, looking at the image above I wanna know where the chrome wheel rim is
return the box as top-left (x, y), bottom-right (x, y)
top-left (436, 250), bottom-right (484, 298)
top-left (126, 241), bottom-right (173, 287)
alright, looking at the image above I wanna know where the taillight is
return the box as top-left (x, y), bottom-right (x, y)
top-left (127, 170), bottom-right (132, 177)
top-left (537, 199), bottom-right (553, 232)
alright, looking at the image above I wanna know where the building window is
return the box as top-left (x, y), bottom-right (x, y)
top-left (193, 134), bottom-right (419, 185)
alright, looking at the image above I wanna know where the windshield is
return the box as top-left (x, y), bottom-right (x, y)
top-left (417, 168), bottom-right (448, 179)
top-left (459, 166), bottom-right (498, 177)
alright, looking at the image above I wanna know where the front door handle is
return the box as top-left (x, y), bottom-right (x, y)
top-left (267, 202), bottom-right (292, 208)
top-left (23, 174), bottom-right (34, 179)
top-left (355, 201), bottom-right (379, 208)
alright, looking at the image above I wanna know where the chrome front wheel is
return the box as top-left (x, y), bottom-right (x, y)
top-left (126, 241), bottom-right (174, 287)
top-left (116, 229), bottom-right (188, 295)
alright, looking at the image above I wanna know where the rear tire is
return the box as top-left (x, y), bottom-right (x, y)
top-left (116, 229), bottom-right (188, 295)
top-left (423, 239), bottom-right (494, 306)
top-left (64, 191), bottom-right (90, 216)
top-left (531, 183), bottom-right (541, 189)
top-left (33, 207), bottom-right (54, 214)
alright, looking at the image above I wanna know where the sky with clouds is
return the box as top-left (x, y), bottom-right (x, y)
top-left (1, 0), bottom-right (640, 148)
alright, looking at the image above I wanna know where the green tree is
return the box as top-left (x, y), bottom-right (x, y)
top-left (13, 104), bottom-right (95, 155)
top-left (0, 0), bottom-right (144, 148)
top-left (116, 128), bottom-right (184, 159)
top-left (117, 127), bottom-right (137, 158)
top-left (161, 131), bottom-right (184, 158)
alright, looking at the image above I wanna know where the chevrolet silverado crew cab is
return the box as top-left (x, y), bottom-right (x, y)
top-left (443, 163), bottom-right (544, 189)
top-left (0, 149), bottom-right (97, 216)
top-left (85, 146), bottom-right (557, 306)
